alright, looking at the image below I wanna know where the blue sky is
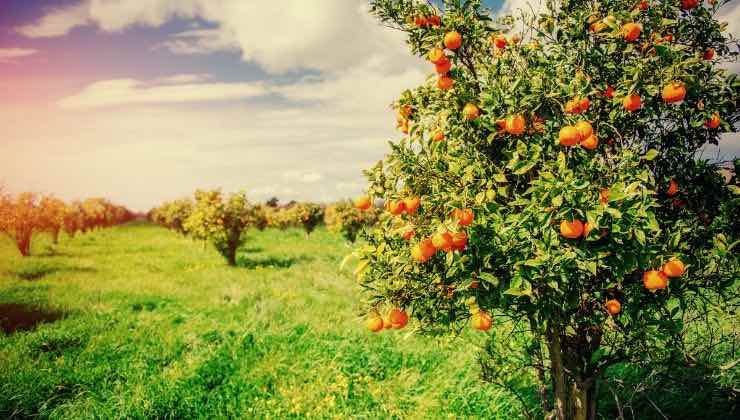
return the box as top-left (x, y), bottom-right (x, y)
top-left (0, 0), bottom-right (737, 211)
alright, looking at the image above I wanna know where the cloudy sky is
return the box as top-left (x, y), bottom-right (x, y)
top-left (0, 1), bottom-right (738, 211)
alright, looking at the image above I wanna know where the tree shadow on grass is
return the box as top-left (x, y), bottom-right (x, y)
top-left (0, 303), bottom-right (66, 334)
top-left (235, 254), bottom-right (313, 270)
top-left (8, 262), bottom-right (97, 281)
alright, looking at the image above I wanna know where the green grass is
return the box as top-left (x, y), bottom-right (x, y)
top-left (0, 223), bottom-right (522, 419)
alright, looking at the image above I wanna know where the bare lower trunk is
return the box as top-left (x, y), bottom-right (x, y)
top-left (547, 325), bottom-right (597, 420)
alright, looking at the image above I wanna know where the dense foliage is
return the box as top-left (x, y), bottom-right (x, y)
top-left (352, 1), bottom-right (739, 418)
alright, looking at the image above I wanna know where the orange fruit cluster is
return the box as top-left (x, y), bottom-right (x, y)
top-left (565, 97), bottom-right (590, 114)
top-left (414, 14), bottom-right (441, 28)
top-left (643, 258), bottom-right (685, 292)
top-left (559, 120), bottom-right (598, 149)
top-left (387, 197), bottom-right (421, 216)
top-left (411, 208), bottom-right (474, 263)
top-left (367, 308), bottom-right (409, 333)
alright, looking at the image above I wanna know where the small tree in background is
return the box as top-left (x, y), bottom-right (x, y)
top-left (0, 192), bottom-right (43, 256)
top-left (325, 200), bottom-right (381, 243)
top-left (291, 203), bottom-right (325, 236)
top-left (184, 190), bottom-right (267, 266)
top-left (352, 0), bottom-right (739, 418)
top-left (63, 201), bottom-right (85, 239)
top-left (39, 196), bottom-right (67, 244)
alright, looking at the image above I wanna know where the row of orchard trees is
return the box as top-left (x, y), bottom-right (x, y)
top-left (149, 190), bottom-right (382, 265)
top-left (0, 190), bottom-right (135, 256)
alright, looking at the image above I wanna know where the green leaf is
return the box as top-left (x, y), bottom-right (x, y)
top-left (643, 149), bottom-right (659, 161)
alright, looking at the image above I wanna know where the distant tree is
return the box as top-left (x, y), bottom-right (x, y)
top-left (39, 196), bottom-right (67, 244)
top-left (325, 200), bottom-right (381, 243)
top-left (0, 192), bottom-right (43, 256)
top-left (184, 190), bottom-right (267, 266)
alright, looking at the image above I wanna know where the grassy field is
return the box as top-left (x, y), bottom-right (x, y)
top-left (0, 222), bottom-right (523, 419)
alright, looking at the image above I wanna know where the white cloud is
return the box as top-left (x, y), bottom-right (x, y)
top-left (16, 1), bottom-right (90, 37)
top-left (283, 171), bottom-right (323, 184)
top-left (0, 48), bottom-right (38, 62)
top-left (16, 0), bottom-right (420, 75)
top-left (57, 78), bottom-right (268, 109)
top-left (157, 73), bottom-right (213, 84)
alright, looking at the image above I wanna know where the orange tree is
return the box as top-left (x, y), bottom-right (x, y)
top-left (62, 201), bottom-right (85, 238)
top-left (0, 192), bottom-right (43, 256)
top-left (184, 190), bottom-right (268, 266)
top-left (353, 1), bottom-right (739, 418)
top-left (325, 199), bottom-right (381, 243)
top-left (39, 196), bottom-right (67, 244)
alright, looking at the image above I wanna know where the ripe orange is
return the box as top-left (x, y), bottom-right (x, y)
top-left (492, 35), bottom-right (507, 49)
top-left (389, 308), bottom-right (409, 329)
top-left (705, 112), bottom-right (720, 129)
top-left (428, 47), bottom-right (446, 64)
top-left (622, 23), bottom-right (641, 42)
top-left (404, 197), bottom-right (420, 215)
top-left (412, 238), bottom-right (436, 262)
top-left (432, 129), bottom-right (446, 142)
top-left (637, 0), bottom-right (649, 11)
top-left (574, 121), bottom-right (593, 140)
top-left (583, 222), bottom-right (594, 237)
top-left (505, 114), bottom-right (526, 135)
top-left (444, 31), bottom-right (463, 50)
top-left (622, 94), bottom-right (641, 111)
top-left (681, 0), bottom-right (699, 9)
top-left (559, 125), bottom-right (580, 146)
top-left (435, 58), bottom-right (452, 74)
top-left (600, 189), bottom-right (610, 204)
top-left (354, 196), bottom-right (372, 210)
top-left (437, 75), bottom-right (455, 90)
top-left (428, 15), bottom-right (441, 27)
top-left (471, 311), bottom-right (493, 331)
top-left (580, 134), bottom-right (599, 150)
top-left (383, 316), bottom-right (393, 329)
top-left (453, 208), bottom-right (474, 226)
top-left (704, 48), bottom-right (715, 60)
top-left (604, 86), bottom-right (615, 98)
top-left (367, 315), bottom-right (384, 332)
top-left (402, 229), bottom-right (415, 241)
top-left (667, 179), bottom-right (679, 197)
top-left (432, 230), bottom-right (453, 251)
top-left (662, 259), bottom-right (685, 277)
top-left (462, 103), bottom-right (480, 121)
top-left (560, 219), bottom-right (584, 239)
top-left (388, 200), bottom-right (406, 215)
top-left (662, 82), bottom-right (686, 104)
top-left (565, 99), bottom-right (580, 114)
top-left (414, 15), bottom-right (428, 27)
top-left (579, 97), bottom-right (590, 112)
top-left (605, 299), bottom-right (622, 315)
top-left (643, 270), bottom-right (668, 291)
top-left (451, 231), bottom-right (468, 250)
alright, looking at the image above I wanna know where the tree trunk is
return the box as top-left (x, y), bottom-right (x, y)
top-left (546, 325), bottom-right (598, 420)
top-left (226, 246), bottom-right (237, 266)
top-left (52, 229), bottom-right (60, 244)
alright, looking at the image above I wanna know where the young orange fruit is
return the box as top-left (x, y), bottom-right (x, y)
top-left (432, 129), bottom-right (446, 142)
top-left (431, 230), bottom-right (453, 251)
top-left (574, 121), bottom-right (593, 140)
top-left (453, 208), bottom-right (474, 226)
top-left (662, 259), bottom-right (685, 278)
top-left (622, 23), bottom-right (641, 42)
top-left (492, 34), bottom-right (507, 49)
top-left (367, 315), bottom-right (384, 332)
top-left (451, 231), bottom-right (468, 251)
top-left (662, 82), bottom-right (686, 104)
top-left (462, 103), bottom-right (480, 121)
top-left (505, 114), bottom-right (525, 135)
top-left (705, 112), bottom-right (720, 129)
top-left (560, 219), bottom-right (584, 239)
top-left (388, 308), bottom-right (409, 329)
top-left (622, 94), bottom-right (641, 111)
top-left (437, 75), bottom-right (455, 90)
top-left (388, 200), bottom-right (406, 215)
top-left (605, 299), bottom-right (622, 315)
top-left (428, 47), bottom-right (446, 64)
top-left (604, 86), bottom-right (615, 98)
top-left (404, 197), bottom-right (420, 215)
top-left (444, 31), bottom-right (462, 50)
top-left (435, 58), bottom-right (452, 74)
top-left (354, 196), bottom-right (372, 210)
top-left (643, 270), bottom-right (668, 291)
top-left (580, 134), bottom-right (599, 150)
top-left (559, 125), bottom-right (580, 146)
top-left (471, 311), bottom-right (493, 331)
top-left (667, 179), bottom-right (679, 197)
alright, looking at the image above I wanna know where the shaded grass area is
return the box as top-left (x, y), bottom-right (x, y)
top-left (0, 223), bottom-right (519, 419)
